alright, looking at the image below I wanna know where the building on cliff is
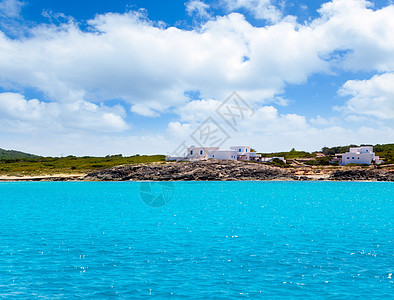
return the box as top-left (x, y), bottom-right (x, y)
top-left (339, 146), bottom-right (382, 165)
top-left (166, 145), bottom-right (262, 162)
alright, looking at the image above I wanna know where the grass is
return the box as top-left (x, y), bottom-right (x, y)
top-left (0, 155), bottom-right (165, 176)
top-left (258, 148), bottom-right (314, 159)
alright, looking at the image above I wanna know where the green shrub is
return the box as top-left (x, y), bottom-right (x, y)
top-left (304, 157), bottom-right (331, 166)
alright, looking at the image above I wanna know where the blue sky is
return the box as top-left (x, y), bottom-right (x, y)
top-left (0, 0), bottom-right (393, 156)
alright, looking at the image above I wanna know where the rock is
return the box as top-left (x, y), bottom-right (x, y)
top-left (84, 160), bottom-right (291, 181)
top-left (83, 161), bottom-right (394, 181)
top-left (329, 169), bottom-right (394, 181)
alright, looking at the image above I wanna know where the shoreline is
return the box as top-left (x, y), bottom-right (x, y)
top-left (0, 177), bottom-right (392, 182)
top-left (1, 160), bottom-right (392, 182)
top-left (0, 174), bottom-right (85, 182)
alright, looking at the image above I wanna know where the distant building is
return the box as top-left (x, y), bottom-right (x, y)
top-left (340, 146), bottom-right (382, 165)
top-left (229, 146), bottom-right (261, 161)
top-left (315, 152), bottom-right (326, 158)
top-left (186, 146), bottom-right (220, 161)
top-left (166, 145), bottom-right (261, 162)
top-left (330, 154), bottom-right (343, 164)
top-left (260, 157), bottom-right (286, 163)
top-left (209, 149), bottom-right (238, 160)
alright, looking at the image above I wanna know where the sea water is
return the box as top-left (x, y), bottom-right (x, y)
top-left (0, 181), bottom-right (392, 298)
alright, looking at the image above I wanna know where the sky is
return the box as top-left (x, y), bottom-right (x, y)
top-left (0, 0), bottom-right (393, 156)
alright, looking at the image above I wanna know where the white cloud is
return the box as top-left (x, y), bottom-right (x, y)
top-left (185, 0), bottom-right (211, 18)
top-left (167, 99), bottom-right (394, 153)
top-left (0, 92), bottom-right (129, 133)
top-left (221, 0), bottom-right (283, 23)
top-left (314, 0), bottom-right (394, 72)
top-left (167, 121), bottom-right (193, 139)
top-left (0, 1), bottom-right (394, 116)
top-left (236, 105), bottom-right (309, 133)
top-left (0, 0), bottom-right (394, 155)
top-left (131, 103), bottom-right (160, 117)
top-left (41, 10), bottom-right (75, 24)
top-left (175, 98), bottom-right (221, 122)
top-left (310, 115), bottom-right (338, 125)
top-left (337, 73), bottom-right (394, 120)
top-left (345, 114), bottom-right (372, 122)
top-left (300, 4), bottom-right (308, 11)
top-left (272, 96), bottom-right (290, 106)
top-left (0, 0), bottom-right (24, 18)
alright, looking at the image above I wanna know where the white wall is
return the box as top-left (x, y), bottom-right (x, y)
top-left (349, 146), bottom-right (373, 154)
top-left (230, 146), bottom-right (251, 154)
top-left (230, 146), bottom-right (251, 160)
top-left (209, 150), bottom-right (237, 160)
top-left (341, 146), bottom-right (381, 165)
top-left (341, 152), bottom-right (374, 165)
top-left (187, 146), bottom-right (219, 160)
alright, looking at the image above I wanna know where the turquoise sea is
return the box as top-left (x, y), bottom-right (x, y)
top-left (0, 181), bottom-right (393, 298)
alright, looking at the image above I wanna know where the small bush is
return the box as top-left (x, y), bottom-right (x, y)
top-left (304, 157), bottom-right (331, 166)
top-left (266, 158), bottom-right (286, 167)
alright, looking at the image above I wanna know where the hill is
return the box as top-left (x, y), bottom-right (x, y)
top-left (0, 148), bottom-right (39, 159)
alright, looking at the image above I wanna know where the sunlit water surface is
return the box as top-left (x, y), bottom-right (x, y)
top-left (0, 181), bottom-right (392, 298)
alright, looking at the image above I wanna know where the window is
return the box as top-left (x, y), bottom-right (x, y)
top-left (239, 149), bottom-right (241, 152)
top-left (190, 150), bottom-right (193, 155)
top-left (352, 157), bottom-right (355, 159)
top-left (347, 157), bottom-right (349, 159)
top-left (358, 157), bottom-right (360, 159)
top-left (200, 150), bottom-right (203, 155)
top-left (366, 150), bottom-right (368, 152)
top-left (213, 155), bottom-right (214, 157)
top-left (245, 149), bottom-right (248, 152)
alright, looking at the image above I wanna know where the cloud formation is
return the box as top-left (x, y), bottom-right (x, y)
top-left (0, 0), bottom-right (24, 18)
top-left (185, 0), bottom-right (211, 18)
top-left (221, 0), bottom-right (283, 23)
top-left (0, 0), bottom-right (393, 155)
top-left (0, 92), bottom-right (129, 133)
top-left (1, 0), bottom-right (393, 114)
top-left (338, 73), bottom-right (394, 120)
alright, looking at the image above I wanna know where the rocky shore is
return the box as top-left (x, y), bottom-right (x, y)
top-left (1, 161), bottom-right (392, 181)
top-left (84, 160), bottom-right (292, 181)
top-left (329, 169), bottom-right (394, 181)
top-left (84, 160), bottom-right (394, 181)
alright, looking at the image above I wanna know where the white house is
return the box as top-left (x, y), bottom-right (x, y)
top-left (340, 146), bottom-right (382, 165)
top-left (260, 157), bottom-right (286, 163)
top-left (186, 146), bottom-right (219, 161)
top-left (166, 145), bottom-right (261, 162)
top-left (209, 149), bottom-right (238, 160)
top-left (229, 146), bottom-right (261, 161)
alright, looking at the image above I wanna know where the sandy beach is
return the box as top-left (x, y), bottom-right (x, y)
top-left (0, 174), bottom-right (85, 181)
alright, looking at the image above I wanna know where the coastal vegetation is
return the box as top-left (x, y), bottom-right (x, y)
top-left (0, 154), bottom-right (165, 176)
top-left (0, 143), bottom-right (393, 176)
top-left (303, 156), bottom-right (332, 166)
top-left (258, 148), bottom-right (314, 159)
top-left (260, 144), bottom-right (394, 165)
top-left (320, 143), bottom-right (394, 164)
